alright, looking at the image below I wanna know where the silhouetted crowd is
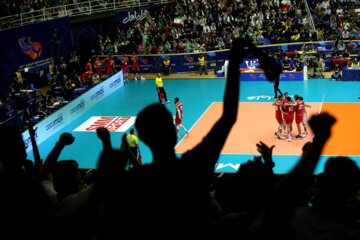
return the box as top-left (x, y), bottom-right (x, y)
top-left (1, 39), bottom-right (359, 239)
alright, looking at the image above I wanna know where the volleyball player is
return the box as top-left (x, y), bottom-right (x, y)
top-left (294, 95), bottom-right (305, 139)
top-left (299, 96), bottom-right (311, 138)
top-left (174, 97), bottom-right (189, 138)
top-left (121, 56), bottom-right (129, 84)
top-left (283, 96), bottom-right (296, 142)
top-left (273, 95), bottom-right (286, 139)
top-left (94, 57), bottom-right (102, 77)
top-left (131, 52), bottom-right (145, 80)
top-left (103, 55), bottom-right (115, 76)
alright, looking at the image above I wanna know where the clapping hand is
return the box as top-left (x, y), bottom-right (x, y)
top-left (256, 141), bottom-right (275, 168)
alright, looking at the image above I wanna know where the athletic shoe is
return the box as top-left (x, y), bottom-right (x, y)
top-left (287, 137), bottom-right (292, 142)
top-left (279, 136), bottom-right (285, 140)
top-left (295, 135), bottom-right (301, 139)
top-left (135, 76), bottom-right (137, 80)
top-left (283, 132), bottom-right (287, 136)
top-left (141, 76), bottom-right (145, 80)
top-left (275, 131), bottom-right (281, 137)
top-left (165, 100), bottom-right (170, 103)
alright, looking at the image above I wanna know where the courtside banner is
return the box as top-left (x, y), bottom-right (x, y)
top-left (22, 71), bottom-right (124, 152)
top-left (0, 17), bottom-right (72, 98)
top-left (74, 116), bottom-right (136, 132)
top-left (240, 71), bottom-right (303, 81)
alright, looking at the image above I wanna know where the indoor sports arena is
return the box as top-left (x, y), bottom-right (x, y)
top-left (1, 0), bottom-right (360, 234)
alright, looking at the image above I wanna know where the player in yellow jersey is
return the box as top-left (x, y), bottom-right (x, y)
top-left (163, 57), bottom-right (171, 76)
top-left (126, 128), bottom-right (140, 168)
top-left (198, 54), bottom-right (208, 76)
top-left (155, 73), bottom-right (170, 104)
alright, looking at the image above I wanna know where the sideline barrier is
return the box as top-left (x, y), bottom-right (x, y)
top-left (22, 70), bottom-right (124, 152)
top-left (240, 71), bottom-right (303, 81)
top-left (96, 40), bottom-right (359, 75)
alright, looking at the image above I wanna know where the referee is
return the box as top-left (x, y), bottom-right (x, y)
top-left (155, 73), bottom-right (170, 104)
top-left (126, 128), bottom-right (139, 168)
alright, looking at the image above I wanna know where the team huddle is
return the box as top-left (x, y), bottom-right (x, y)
top-left (273, 92), bottom-right (311, 142)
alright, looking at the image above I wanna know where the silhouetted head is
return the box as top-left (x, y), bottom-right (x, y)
top-left (278, 95), bottom-right (283, 101)
top-left (299, 96), bottom-right (303, 101)
top-left (130, 128), bottom-right (135, 135)
top-left (286, 96), bottom-right (291, 102)
top-left (294, 95), bottom-right (299, 100)
top-left (0, 126), bottom-right (27, 175)
top-left (135, 103), bottom-right (177, 152)
top-left (174, 97), bottom-right (179, 104)
top-left (316, 157), bottom-right (360, 208)
top-left (284, 92), bottom-right (289, 98)
top-left (53, 160), bottom-right (81, 200)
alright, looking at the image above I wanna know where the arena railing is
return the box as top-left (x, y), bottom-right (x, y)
top-left (303, 0), bottom-right (318, 40)
top-left (0, 0), bottom-right (171, 31)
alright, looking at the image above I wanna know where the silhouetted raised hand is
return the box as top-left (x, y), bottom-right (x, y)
top-left (256, 141), bottom-right (275, 169)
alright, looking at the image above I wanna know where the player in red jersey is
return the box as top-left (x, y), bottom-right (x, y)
top-left (85, 58), bottom-right (92, 72)
top-left (296, 96), bottom-right (311, 139)
top-left (273, 95), bottom-right (286, 139)
top-left (94, 57), bottom-right (102, 77)
top-left (174, 97), bottom-right (189, 138)
top-left (131, 52), bottom-right (145, 80)
top-left (294, 95), bottom-right (305, 139)
top-left (121, 56), bottom-right (129, 84)
top-left (281, 92), bottom-right (289, 135)
top-left (283, 96), bottom-right (296, 142)
top-left (81, 70), bottom-right (93, 83)
top-left (103, 55), bottom-right (115, 76)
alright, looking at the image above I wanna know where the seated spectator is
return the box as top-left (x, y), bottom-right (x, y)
top-left (282, 56), bottom-right (292, 71)
top-left (92, 72), bottom-right (101, 85)
top-left (331, 49), bottom-right (340, 59)
top-left (337, 40), bottom-right (346, 51)
top-left (347, 40), bottom-right (358, 53)
top-left (331, 63), bottom-right (342, 81)
top-left (292, 57), bottom-right (303, 71)
top-left (342, 49), bottom-right (350, 58)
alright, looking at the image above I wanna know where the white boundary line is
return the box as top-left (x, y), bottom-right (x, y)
top-left (319, 94), bottom-right (326, 114)
top-left (312, 94), bottom-right (326, 142)
top-left (175, 102), bottom-right (215, 149)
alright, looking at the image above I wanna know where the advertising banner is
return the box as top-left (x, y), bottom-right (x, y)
top-left (240, 71), bottom-right (303, 81)
top-left (22, 71), bottom-right (124, 152)
top-left (0, 17), bottom-right (73, 98)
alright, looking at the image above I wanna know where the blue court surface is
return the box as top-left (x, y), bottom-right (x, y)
top-left (26, 77), bottom-right (360, 174)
